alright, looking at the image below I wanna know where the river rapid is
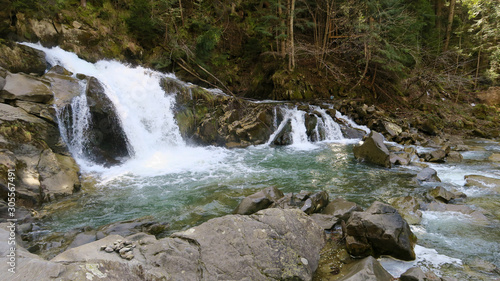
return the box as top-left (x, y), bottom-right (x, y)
top-left (25, 43), bottom-right (500, 280)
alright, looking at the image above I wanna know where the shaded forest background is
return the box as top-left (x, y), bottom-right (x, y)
top-left (0, 0), bottom-right (499, 106)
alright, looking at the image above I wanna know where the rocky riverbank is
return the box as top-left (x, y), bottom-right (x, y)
top-left (0, 43), bottom-right (499, 280)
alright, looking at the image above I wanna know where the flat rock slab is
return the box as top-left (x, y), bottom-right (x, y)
top-left (465, 175), bottom-right (500, 193)
top-left (1, 73), bottom-right (53, 103)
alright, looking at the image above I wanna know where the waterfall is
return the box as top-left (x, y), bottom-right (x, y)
top-left (267, 105), bottom-right (345, 148)
top-left (310, 106), bottom-right (343, 141)
top-left (23, 43), bottom-right (229, 176)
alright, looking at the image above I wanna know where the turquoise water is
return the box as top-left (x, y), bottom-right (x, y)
top-left (38, 140), bottom-right (500, 279)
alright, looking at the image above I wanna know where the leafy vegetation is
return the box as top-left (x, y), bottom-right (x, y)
top-left (2, 0), bottom-right (500, 104)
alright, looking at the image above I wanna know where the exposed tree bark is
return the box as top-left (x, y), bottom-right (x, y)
top-left (179, 0), bottom-right (184, 26)
top-left (81, 0), bottom-right (86, 8)
top-left (288, 0), bottom-right (296, 71)
top-left (435, 0), bottom-right (443, 32)
top-left (278, 0), bottom-right (286, 57)
top-left (443, 0), bottom-right (456, 52)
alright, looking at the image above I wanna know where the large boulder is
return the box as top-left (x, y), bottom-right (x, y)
top-left (1, 72), bottom-right (53, 103)
top-left (321, 197), bottom-right (363, 222)
top-left (37, 149), bottom-right (80, 202)
top-left (344, 201), bottom-right (417, 261)
top-left (167, 78), bottom-right (275, 147)
top-left (172, 208), bottom-right (325, 280)
top-left (22, 208), bottom-right (326, 280)
top-left (75, 77), bottom-right (129, 164)
top-left (0, 102), bottom-right (80, 207)
top-left (0, 43), bottom-right (47, 75)
top-left (42, 66), bottom-right (82, 108)
top-left (414, 167), bottom-right (441, 183)
top-left (388, 196), bottom-right (423, 225)
top-left (465, 175), bottom-right (500, 193)
top-left (332, 256), bottom-right (393, 281)
top-left (353, 131), bottom-right (391, 168)
top-left (234, 186), bottom-right (285, 215)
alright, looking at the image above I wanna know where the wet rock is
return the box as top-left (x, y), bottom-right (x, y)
top-left (271, 119), bottom-right (293, 145)
top-left (322, 197), bottom-right (363, 222)
top-left (0, 102), bottom-right (80, 207)
top-left (333, 256), bottom-right (393, 281)
top-left (340, 126), bottom-right (366, 139)
top-left (388, 196), bottom-right (423, 225)
top-left (345, 201), bottom-right (416, 260)
top-left (1, 72), bottom-right (53, 103)
top-left (14, 100), bottom-right (56, 123)
top-left (301, 190), bottom-right (329, 215)
top-left (234, 186), bottom-right (285, 215)
top-left (465, 175), bottom-right (500, 193)
top-left (414, 168), bottom-right (441, 183)
top-left (171, 208), bottom-right (325, 280)
top-left (446, 151), bottom-right (463, 163)
top-left (390, 153), bottom-right (410, 165)
top-left (353, 131), bottom-right (391, 168)
top-left (424, 202), bottom-right (488, 222)
top-left (487, 153), bottom-right (500, 162)
top-left (96, 217), bottom-right (170, 238)
top-left (400, 266), bottom-right (426, 281)
top-left (382, 121), bottom-right (402, 139)
top-left (38, 149), bottom-right (81, 202)
top-left (43, 66), bottom-right (81, 108)
top-left (82, 77), bottom-right (130, 164)
top-left (427, 186), bottom-right (463, 203)
top-left (0, 43), bottom-right (47, 75)
top-left (420, 149), bottom-right (447, 163)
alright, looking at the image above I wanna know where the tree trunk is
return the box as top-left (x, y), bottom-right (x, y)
top-left (288, 0), bottom-right (296, 71)
top-left (278, 0), bottom-right (286, 57)
top-left (179, 0), bottom-right (184, 26)
top-left (81, 0), bottom-right (86, 8)
top-left (443, 0), bottom-right (456, 52)
top-left (435, 0), bottom-right (443, 31)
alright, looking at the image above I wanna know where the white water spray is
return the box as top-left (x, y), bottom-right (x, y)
top-left (24, 43), bottom-right (229, 177)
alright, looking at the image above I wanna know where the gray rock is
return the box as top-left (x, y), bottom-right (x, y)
top-left (0, 224), bottom-right (65, 281)
top-left (14, 100), bottom-right (57, 123)
top-left (234, 186), bottom-right (285, 215)
top-left (446, 151), bottom-right (463, 163)
top-left (427, 186), bottom-right (463, 203)
top-left (382, 121), bottom-right (402, 138)
top-left (38, 149), bottom-right (81, 202)
top-left (415, 168), bottom-right (441, 183)
top-left (400, 266), bottom-right (426, 281)
top-left (465, 175), bottom-right (500, 193)
top-left (345, 201), bottom-right (417, 260)
top-left (0, 43), bottom-right (47, 75)
top-left (390, 153), bottom-right (410, 165)
top-left (43, 66), bottom-right (82, 108)
top-left (172, 208), bottom-right (325, 280)
top-left (301, 190), bottom-right (329, 215)
top-left (353, 131), bottom-right (391, 168)
top-left (334, 256), bottom-right (393, 281)
top-left (424, 202), bottom-right (488, 222)
top-left (68, 232), bottom-right (97, 249)
top-left (310, 213), bottom-right (337, 230)
top-left (322, 197), bottom-right (363, 222)
top-left (388, 196), bottom-right (423, 225)
top-left (1, 73), bottom-right (53, 103)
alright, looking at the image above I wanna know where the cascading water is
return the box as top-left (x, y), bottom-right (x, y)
top-left (24, 42), bottom-right (228, 176)
top-left (20, 43), bottom-right (499, 280)
top-left (267, 105), bottom-right (345, 148)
